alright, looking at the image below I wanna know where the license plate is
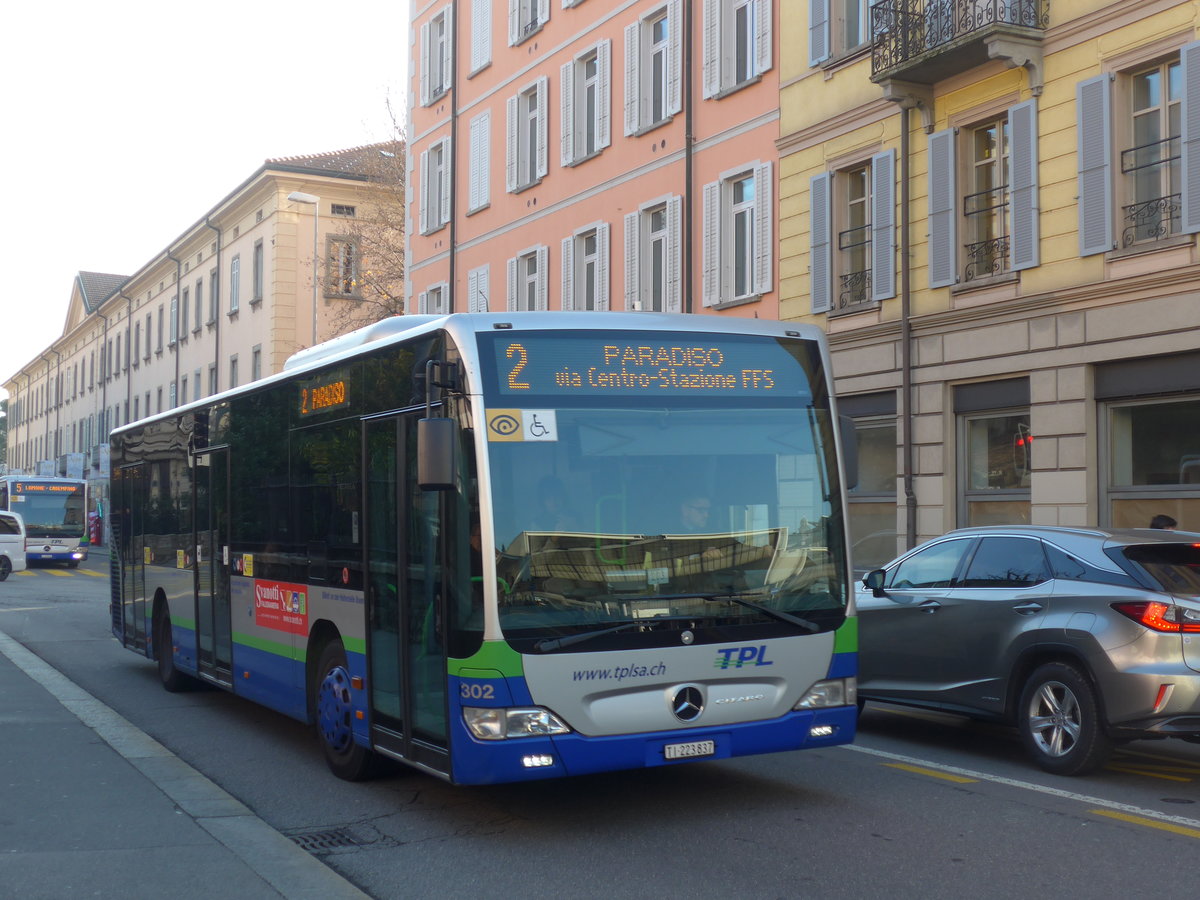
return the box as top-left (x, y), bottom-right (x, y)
top-left (664, 740), bottom-right (715, 760)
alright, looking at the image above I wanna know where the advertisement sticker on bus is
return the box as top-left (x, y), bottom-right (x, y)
top-left (253, 579), bottom-right (310, 635)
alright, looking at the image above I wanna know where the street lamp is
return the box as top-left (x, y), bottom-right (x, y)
top-left (287, 191), bottom-right (320, 345)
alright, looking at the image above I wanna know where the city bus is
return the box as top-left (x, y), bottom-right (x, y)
top-left (109, 312), bottom-right (858, 784)
top-left (0, 475), bottom-right (89, 567)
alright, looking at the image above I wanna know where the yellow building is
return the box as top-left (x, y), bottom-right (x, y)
top-left (782, 0), bottom-right (1200, 570)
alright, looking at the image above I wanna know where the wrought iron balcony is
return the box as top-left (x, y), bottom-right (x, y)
top-left (871, 0), bottom-right (1049, 84)
top-left (963, 184), bottom-right (1010, 282)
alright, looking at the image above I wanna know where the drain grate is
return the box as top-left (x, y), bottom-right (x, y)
top-left (291, 828), bottom-right (364, 854)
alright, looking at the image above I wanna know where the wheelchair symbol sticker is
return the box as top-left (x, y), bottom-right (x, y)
top-left (485, 409), bottom-right (558, 442)
top-left (524, 410), bottom-right (557, 442)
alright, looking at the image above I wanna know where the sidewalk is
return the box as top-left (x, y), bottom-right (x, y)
top-left (0, 629), bottom-right (370, 900)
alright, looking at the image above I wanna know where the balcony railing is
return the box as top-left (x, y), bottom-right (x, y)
top-left (963, 184), bottom-right (1009, 282)
top-left (871, 0), bottom-right (1049, 79)
top-left (1122, 194), bottom-right (1181, 247)
top-left (836, 225), bottom-right (873, 311)
top-left (1120, 136), bottom-right (1181, 246)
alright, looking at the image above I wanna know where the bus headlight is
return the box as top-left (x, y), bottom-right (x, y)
top-left (463, 706), bottom-right (571, 740)
top-left (794, 678), bottom-right (856, 710)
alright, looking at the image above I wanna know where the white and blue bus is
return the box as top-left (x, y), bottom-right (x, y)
top-left (0, 475), bottom-right (89, 567)
top-left (110, 313), bottom-right (858, 784)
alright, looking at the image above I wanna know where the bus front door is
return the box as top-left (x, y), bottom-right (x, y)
top-left (118, 463), bottom-right (148, 652)
top-left (195, 448), bottom-right (232, 685)
top-left (365, 414), bottom-right (450, 774)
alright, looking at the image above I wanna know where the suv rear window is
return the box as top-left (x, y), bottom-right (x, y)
top-left (0, 515), bottom-right (19, 536)
top-left (1117, 543), bottom-right (1200, 596)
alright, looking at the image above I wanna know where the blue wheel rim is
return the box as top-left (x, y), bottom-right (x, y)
top-left (317, 664), bottom-right (354, 754)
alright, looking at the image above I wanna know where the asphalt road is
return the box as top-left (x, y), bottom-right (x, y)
top-left (5, 552), bottom-right (1200, 899)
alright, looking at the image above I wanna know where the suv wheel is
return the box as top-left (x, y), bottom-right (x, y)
top-left (1018, 662), bottom-right (1113, 776)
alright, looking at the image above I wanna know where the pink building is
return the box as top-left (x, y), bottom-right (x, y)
top-left (407, 0), bottom-right (779, 319)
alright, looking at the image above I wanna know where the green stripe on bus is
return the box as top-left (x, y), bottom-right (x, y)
top-left (449, 640), bottom-right (524, 678)
top-left (233, 632), bottom-right (304, 661)
top-left (834, 616), bottom-right (858, 653)
top-left (172, 616), bottom-right (197, 631)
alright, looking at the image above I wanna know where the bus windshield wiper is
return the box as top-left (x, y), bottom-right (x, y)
top-left (534, 620), bottom-right (658, 652)
top-left (699, 593), bottom-right (821, 633)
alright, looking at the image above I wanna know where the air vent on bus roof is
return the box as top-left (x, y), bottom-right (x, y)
top-left (283, 315), bottom-right (443, 372)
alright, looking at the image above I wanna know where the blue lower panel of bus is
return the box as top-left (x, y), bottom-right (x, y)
top-left (448, 702), bottom-right (858, 786)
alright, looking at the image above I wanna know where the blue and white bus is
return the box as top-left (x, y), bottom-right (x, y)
top-left (110, 313), bottom-right (857, 784)
top-left (0, 475), bottom-right (89, 567)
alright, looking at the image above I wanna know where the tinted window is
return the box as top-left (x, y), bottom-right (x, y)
top-left (0, 514), bottom-right (19, 536)
top-left (888, 538), bottom-right (972, 589)
top-left (1044, 543), bottom-right (1139, 588)
top-left (1120, 543), bottom-right (1200, 596)
top-left (959, 537), bottom-right (1049, 588)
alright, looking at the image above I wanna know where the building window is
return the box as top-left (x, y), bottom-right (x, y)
top-left (327, 238), bottom-right (358, 298)
top-left (958, 409), bottom-right (1032, 526)
top-left (230, 255), bottom-right (241, 313)
top-left (133, 322), bottom-right (141, 367)
top-left (1123, 59), bottom-right (1182, 246)
top-left (180, 288), bottom-right (190, 342)
top-left (252, 239), bottom-right (264, 303)
top-left (471, 0), bottom-right (492, 74)
top-left (421, 137), bottom-right (452, 233)
top-left (703, 0), bottom-right (772, 98)
top-left (467, 264), bottom-right (490, 312)
top-left (419, 282), bottom-right (450, 315)
top-left (194, 279), bottom-right (203, 332)
top-left (181, 375), bottom-right (188, 403)
top-left (702, 162), bottom-right (772, 307)
top-left (145, 314), bottom-right (153, 359)
top-left (562, 223), bottom-right (610, 311)
top-left (169, 296), bottom-right (179, 345)
top-left (561, 41), bottom-right (611, 166)
top-left (1105, 395), bottom-right (1200, 528)
top-left (928, 100), bottom-right (1039, 287)
top-left (193, 370), bottom-right (201, 402)
top-left (468, 111), bottom-right (491, 213)
top-left (169, 382), bottom-right (177, 409)
top-left (421, 5), bottom-right (453, 105)
top-left (507, 77), bottom-right (548, 193)
top-left (809, 0), bottom-right (874, 65)
top-left (208, 365), bottom-right (217, 396)
top-left (509, 0), bottom-right (548, 46)
top-left (507, 246), bottom-right (548, 311)
top-left (208, 269), bottom-right (219, 324)
top-left (625, 2), bottom-right (682, 136)
top-left (331, 204), bottom-right (356, 217)
top-left (229, 355), bottom-right (238, 390)
top-left (252, 346), bottom-right (262, 382)
top-left (624, 198), bottom-right (682, 312)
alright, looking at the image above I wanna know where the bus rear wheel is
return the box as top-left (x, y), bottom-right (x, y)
top-left (155, 610), bottom-right (192, 693)
top-left (314, 641), bottom-right (382, 781)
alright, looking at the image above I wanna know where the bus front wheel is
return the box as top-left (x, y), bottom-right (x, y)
top-left (314, 641), bottom-right (382, 781)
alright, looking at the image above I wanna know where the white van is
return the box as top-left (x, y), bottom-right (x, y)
top-left (0, 510), bottom-right (27, 580)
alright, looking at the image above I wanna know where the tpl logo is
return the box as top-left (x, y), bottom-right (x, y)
top-left (714, 645), bottom-right (774, 669)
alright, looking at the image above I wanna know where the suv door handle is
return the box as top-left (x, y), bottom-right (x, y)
top-left (1013, 601), bottom-right (1044, 615)
top-left (918, 599), bottom-right (941, 613)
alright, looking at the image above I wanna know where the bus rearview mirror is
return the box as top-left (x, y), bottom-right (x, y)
top-left (417, 417), bottom-right (456, 491)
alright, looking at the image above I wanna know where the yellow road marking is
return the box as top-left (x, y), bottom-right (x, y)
top-left (884, 762), bottom-right (977, 783)
top-left (41, 569), bottom-right (73, 577)
top-left (77, 569), bottom-right (107, 577)
top-left (1104, 764), bottom-right (1193, 783)
top-left (1091, 809), bottom-right (1200, 839)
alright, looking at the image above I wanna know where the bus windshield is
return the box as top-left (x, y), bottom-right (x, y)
top-left (12, 484), bottom-right (86, 538)
top-left (478, 330), bottom-right (848, 650)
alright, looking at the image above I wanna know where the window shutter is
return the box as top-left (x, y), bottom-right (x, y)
top-left (561, 59), bottom-right (576, 166)
top-left (471, 0), bottom-right (491, 72)
top-left (1077, 74), bottom-right (1113, 256)
top-left (419, 290), bottom-right (429, 315)
top-left (440, 138), bottom-right (452, 227)
top-left (561, 235), bottom-right (575, 309)
top-left (598, 40), bottom-right (612, 150)
top-left (536, 246), bottom-right (550, 310)
top-left (624, 23), bottom-right (640, 136)
top-left (420, 20), bottom-right (431, 106)
top-left (535, 76), bottom-right (549, 179)
top-left (870, 149), bottom-right (896, 301)
top-left (702, 0), bottom-right (720, 99)
top-left (507, 258), bottom-right (518, 311)
top-left (1181, 42), bottom-right (1200, 234)
top-left (597, 222), bottom-right (611, 311)
top-left (508, 0), bottom-right (519, 46)
top-left (809, 172), bottom-right (832, 313)
top-left (469, 265), bottom-right (490, 312)
top-left (442, 6), bottom-right (454, 93)
top-left (479, 266), bottom-right (490, 312)
top-left (538, 0), bottom-right (549, 27)
top-left (809, 0), bottom-right (830, 67)
top-left (667, 195), bottom-right (683, 312)
top-left (624, 211), bottom-right (640, 309)
top-left (702, 180), bottom-right (720, 306)
top-left (419, 146), bottom-right (431, 233)
top-left (927, 127), bottom-right (958, 288)
top-left (478, 112), bottom-right (491, 206)
top-left (468, 112), bottom-right (482, 210)
top-left (506, 95), bottom-right (519, 193)
top-left (754, 161), bottom-right (773, 296)
top-left (468, 269), bottom-right (479, 314)
top-left (667, 0), bottom-right (683, 116)
top-left (1009, 99), bottom-right (1040, 271)
top-left (754, 0), bottom-right (772, 76)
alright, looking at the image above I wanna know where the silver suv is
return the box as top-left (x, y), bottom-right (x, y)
top-left (857, 526), bottom-right (1200, 775)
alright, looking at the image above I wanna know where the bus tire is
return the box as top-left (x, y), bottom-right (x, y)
top-left (314, 641), bottom-right (381, 781)
top-left (155, 610), bottom-right (191, 693)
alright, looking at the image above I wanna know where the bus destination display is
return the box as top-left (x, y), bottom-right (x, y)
top-left (15, 482), bottom-right (81, 494)
top-left (486, 331), bottom-right (811, 399)
top-left (299, 374), bottom-right (351, 417)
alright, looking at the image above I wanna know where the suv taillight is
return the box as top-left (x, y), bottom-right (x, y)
top-left (1112, 601), bottom-right (1200, 633)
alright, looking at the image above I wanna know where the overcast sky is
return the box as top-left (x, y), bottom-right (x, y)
top-left (0, 0), bottom-right (408, 397)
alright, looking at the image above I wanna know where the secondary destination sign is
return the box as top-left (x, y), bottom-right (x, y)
top-left (299, 371), bottom-right (351, 417)
top-left (482, 330), bottom-right (813, 399)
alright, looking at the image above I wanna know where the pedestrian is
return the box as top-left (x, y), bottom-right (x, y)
top-left (1150, 514), bottom-right (1177, 530)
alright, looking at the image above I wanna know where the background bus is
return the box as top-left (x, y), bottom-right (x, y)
top-left (109, 313), bottom-right (858, 785)
top-left (0, 475), bottom-right (89, 567)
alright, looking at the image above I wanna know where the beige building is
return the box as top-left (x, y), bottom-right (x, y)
top-left (3, 144), bottom-right (403, 520)
top-left (782, 0), bottom-right (1200, 571)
